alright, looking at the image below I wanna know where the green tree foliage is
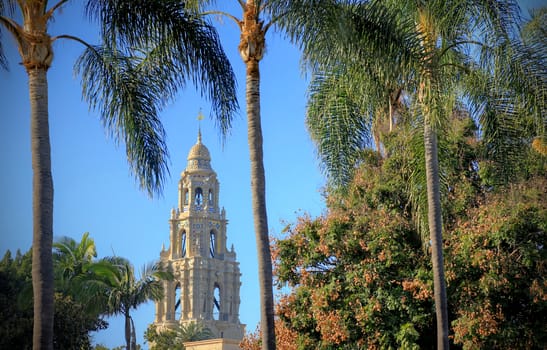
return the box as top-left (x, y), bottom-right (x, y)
top-left (145, 325), bottom-right (184, 350)
top-left (0, 248), bottom-right (107, 350)
top-left (0, 232), bottom-right (174, 350)
top-left (274, 159), bottom-right (435, 349)
top-left (144, 322), bottom-right (214, 350)
top-left (447, 177), bottom-right (547, 349)
top-left (0, 250), bottom-right (33, 350)
top-left (92, 345), bottom-right (110, 350)
top-left (271, 3), bottom-right (545, 346)
top-left (52, 232), bottom-right (102, 312)
top-left (52, 293), bottom-right (108, 349)
top-left (274, 118), bottom-right (546, 349)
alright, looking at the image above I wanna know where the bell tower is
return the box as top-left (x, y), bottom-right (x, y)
top-left (153, 130), bottom-right (245, 341)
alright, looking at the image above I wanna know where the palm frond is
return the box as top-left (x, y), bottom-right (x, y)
top-left (465, 0), bottom-right (521, 38)
top-left (87, 257), bottom-right (171, 317)
top-left (307, 67), bottom-right (374, 188)
top-left (269, 0), bottom-right (423, 77)
top-left (265, 0), bottom-right (342, 68)
top-left (76, 45), bottom-right (170, 197)
top-left (461, 21), bottom-right (546, 183)
top-left (0, 11), bottom-right (22, 70)
top-left (0, 0), bottom-right (16, 15)
top-left (84, 0), bottom-right (238, 137)
top-left (406, 119), bottom-right (429, 245)
top-left (267, 0), bottom-right (424, 191)
top-left (177, 321), bottom-right (215, 342)
top-left (135, 15), bottom-right (238, 136)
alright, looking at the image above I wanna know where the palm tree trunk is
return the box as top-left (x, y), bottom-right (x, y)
top-left (29, 67), bottom-right (55, 350)
top-left (424, 122), bottom-right (449, 350)
top-left (239, 1), bottom-right (275, 348)
top-left (125, 312), bottom-right (131, 350)
top-left (131, 316), bottom-right (137, 350)
top-left (245, 57), bottom-right (276, 350)
top-left (417, 8), bottom-right (449, 346)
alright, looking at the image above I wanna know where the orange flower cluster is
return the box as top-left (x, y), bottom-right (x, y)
top-left (313, 310), bottom-right (350, 344)
top-left (452, 302), bottom-right (503, 348)
top-left (402, 278), bottom-right (433, 301)
top-left (239, 320), bottom-right (299, 350)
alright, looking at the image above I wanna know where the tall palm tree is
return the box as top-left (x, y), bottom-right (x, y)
top-left (237, 3), bottom-right (276, 349)
top-left (411, 4), bottom-right (544, 345)
top-left (270, 1), bottom-right (544, 348)
top-left (195, 2), bottom-right (277, 348)
top-left (0, 2), bottom-right (237, 349)
top-left (91, 257), bottom-right (172, 350)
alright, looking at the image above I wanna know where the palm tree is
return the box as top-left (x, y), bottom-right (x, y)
top-left (270, 1), bottom-right (544, 348)
top-left (467, 6), bottom-right (547, 180)
top-left (411, 5), bottom-right (544, 345)
top-left (52, 232), bottom-right (100, 319)
top-left (194, 2), bottom-right (277, 348)
top-left (53, 232), bottom-right (97, 290)
top-left (236, 3), bottom-right (276, 349)
top-left (145, 321), bottom-right (214, 350)
top-left (52, 232), bottom-right (112, 318)
top-left (177, 321), bottom-right (215, 342)
top-left (91, 257), bottom-right (172, 350)
top-left (0, 2), bottom-right (237, 349)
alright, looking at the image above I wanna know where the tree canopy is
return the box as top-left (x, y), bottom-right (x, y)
top-left (0, 247), bottom-right (107, 350)
top-left (272, 112), bottom-right (546, 349)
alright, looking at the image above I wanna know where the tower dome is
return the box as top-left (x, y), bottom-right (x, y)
top-left (187, 130), bottom-right (211, 170)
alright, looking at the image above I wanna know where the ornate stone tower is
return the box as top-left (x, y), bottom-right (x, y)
top-left (153, 130), bottom-right (245, 342)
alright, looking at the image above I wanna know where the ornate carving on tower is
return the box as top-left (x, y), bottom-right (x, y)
top-left (154, 130), bottom-right (245, 342)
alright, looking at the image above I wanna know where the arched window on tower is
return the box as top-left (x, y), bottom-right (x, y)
top-left (181, 230), bottom-right (187, 257)
top-left (208, 189), bottom-right (214, 205)
top-left (174, 283), bottom-right (181, 320)
top-left (194, 187), bottom-right (203, 205)
top-left (213, 284), bottom-right (221, 320)
top-left (209, 230), bottom-right (216, 258)
top-left (184, 189), bottom-right (189, 205)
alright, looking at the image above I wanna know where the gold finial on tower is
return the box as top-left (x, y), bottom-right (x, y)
top-left (197, 109), bottom-right (204, 144)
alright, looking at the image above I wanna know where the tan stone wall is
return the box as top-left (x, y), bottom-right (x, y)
top-left (184, 338), bottom-right (241, 350)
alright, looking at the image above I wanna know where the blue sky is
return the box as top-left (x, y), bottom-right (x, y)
top-left (0, 0), bottom-right (544, 348)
